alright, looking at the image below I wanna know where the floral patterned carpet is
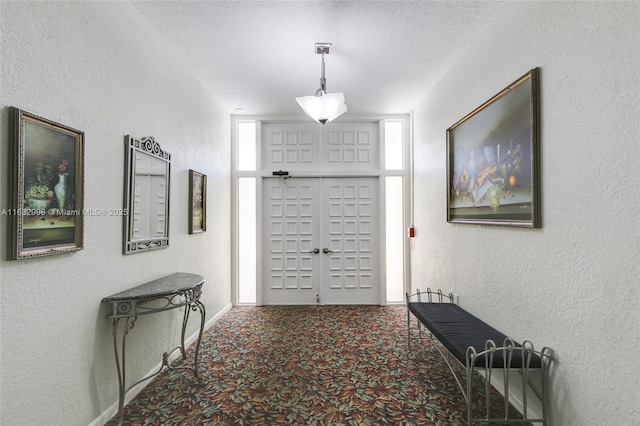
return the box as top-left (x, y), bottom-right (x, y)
top-left (107, 305), bottom-right (520, 425)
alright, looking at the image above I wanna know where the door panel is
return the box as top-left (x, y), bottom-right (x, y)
top-left (321, 178), bottom-right (379, 304)
top-left (132, 176), bottom-right (166, 239)
top-left (322, 123), bottom-right (379, 171)
top-left (262, 123), bottom-right (320, 171)
top-left (262, 178), bottom-right (319, 305)
top-left (262, 122), bottom-right (379, 172)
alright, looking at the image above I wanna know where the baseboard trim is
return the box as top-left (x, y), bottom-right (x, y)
top-left (89, 303), bottom-right (233, 426)
top-left (478, 369), bottom-right (543, 421)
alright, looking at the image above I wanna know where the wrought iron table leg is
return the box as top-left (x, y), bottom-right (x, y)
top-left (191, 300), bottom-right (206, 385)
top-left (112, 316), bottom-right (136, 425)
top-left (180, 303), bottom-right (190, 360)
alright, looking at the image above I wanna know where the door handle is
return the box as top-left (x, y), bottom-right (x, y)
top-left (306, 248), bottom-right (320, 254)
top-left (322, 248), bottom-right (333, 254)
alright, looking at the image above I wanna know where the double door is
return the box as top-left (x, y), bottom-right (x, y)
top-left (262, 176), bottom-right (379, 305)
top-left (260, 120), bottom-right (381, 305)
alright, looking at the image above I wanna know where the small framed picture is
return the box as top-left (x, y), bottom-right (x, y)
top-left (11, 108), bottom-right (85, 259)
top-left (188, 169), bottom-right (206, 234)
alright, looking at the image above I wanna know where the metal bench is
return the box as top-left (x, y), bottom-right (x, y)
top-left (407, 288), bottom-right (554, 425)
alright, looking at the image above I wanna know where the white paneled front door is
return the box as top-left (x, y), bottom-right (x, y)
top-left (261, 121), bottom-right (381, 305)
top-left (262, 177), bottom-right (379, 305)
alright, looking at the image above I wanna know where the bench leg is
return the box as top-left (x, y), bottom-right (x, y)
top-left (406, 307), bottom-right (411, 349)
top-left (407, 311), bottom-right (427, 350)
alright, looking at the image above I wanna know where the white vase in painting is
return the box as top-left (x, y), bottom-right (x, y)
top-left (54, 173), bottom-right (69, 210)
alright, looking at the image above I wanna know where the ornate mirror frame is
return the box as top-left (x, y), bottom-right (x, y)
top-left (123, 135), bottom-right (171, 254)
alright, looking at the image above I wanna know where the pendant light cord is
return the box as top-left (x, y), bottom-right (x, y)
top-left (319, 52), bottom-right (327, 94)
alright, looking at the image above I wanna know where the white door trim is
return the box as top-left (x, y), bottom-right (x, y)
top-left (233, 116), bottom-right (411, 307)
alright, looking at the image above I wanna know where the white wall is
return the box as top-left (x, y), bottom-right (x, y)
top-left (0, 2), bottom-right (231, 425)
top-left (412, 2), bottom-right (639, 425)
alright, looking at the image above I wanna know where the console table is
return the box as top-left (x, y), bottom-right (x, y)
top-left (102, 272), bottom-right (206, 423)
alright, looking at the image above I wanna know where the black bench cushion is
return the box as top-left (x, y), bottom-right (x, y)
top-left (408, 302), bottom-right (541, 369)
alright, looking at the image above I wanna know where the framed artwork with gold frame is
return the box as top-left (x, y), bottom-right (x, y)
top-left (11, 108), bottom-right (84, 259)
top-left (188, 169), bottom-right (206, 234)
top-left (447, 68), bottom-right (541, 227)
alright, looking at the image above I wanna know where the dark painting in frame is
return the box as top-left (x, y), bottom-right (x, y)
top-left (188, 169), bottom-right (206, 234)
top-left (447, 68), bottom-right (541, 227)
top-left (11, 108), bottom-right (84, 259)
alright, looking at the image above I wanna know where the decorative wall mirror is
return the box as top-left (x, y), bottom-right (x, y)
top-left (123, 136), bottom-right (171, 254)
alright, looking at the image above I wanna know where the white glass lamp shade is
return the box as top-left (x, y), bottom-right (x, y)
top-left (295, 92), bottom-right (348, 124)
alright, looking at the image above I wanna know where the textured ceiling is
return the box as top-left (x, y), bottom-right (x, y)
top-left (132, 1), bottom-right (505, 116)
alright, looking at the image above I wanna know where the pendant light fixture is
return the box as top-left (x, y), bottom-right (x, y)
top-left (295, 43), bottom-right (348, 124)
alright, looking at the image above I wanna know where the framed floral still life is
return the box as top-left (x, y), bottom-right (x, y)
top-left (10, 108), bottom-right (84, 259)
top-left (188, 169), bottom-right (206, 234)
top-left (447, 68), bottom-right (541, 228)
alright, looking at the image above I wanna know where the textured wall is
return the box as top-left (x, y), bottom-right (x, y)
top-left (0, 2), bottom-right (231, 425)
top-left (412, 2), bottom-right (639, 425)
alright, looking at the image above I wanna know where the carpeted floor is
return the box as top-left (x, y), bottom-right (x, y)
top-left (106, 305), bottom-right (519, 425)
